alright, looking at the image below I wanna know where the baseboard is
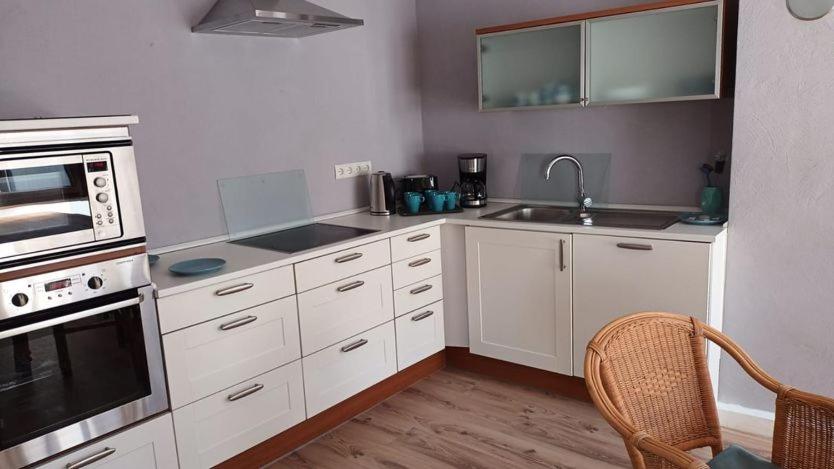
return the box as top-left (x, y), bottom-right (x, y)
top-left (445, 346), bottom-right (591, 402)
top-left (717, 402), bottom-right (775, 438)
top-left (216, 351), bottom-right (446, 468)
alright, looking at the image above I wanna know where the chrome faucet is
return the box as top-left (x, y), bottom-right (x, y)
top-left (544, 154), bottom-right (593, 225)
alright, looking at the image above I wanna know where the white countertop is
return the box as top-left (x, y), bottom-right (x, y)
top-left (151, 202), bottom-right (726, 298)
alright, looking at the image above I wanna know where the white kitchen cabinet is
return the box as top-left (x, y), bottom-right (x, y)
top-left (391, 249), bottom-right (442, 289)
top-left (294, 239), bottom-right (390, 292)
top-left (302, 321), bottom-right (397, 417)
top-left (173, 361), bottom-right (306, 469)
top-left (395, 301), bottom-right (446, 370)
top-left (390, 226), bottom-right (441, 262)
top-left (297, 265), bottom-right (394, 355)
top-left (572, 234), bottom-right (712, 377)
top-left (394, 274), bottom-right (444, 317)
top-left (465, 227), bottom-right (573, 374)
top-left (36, 414), bottom-right (178, 469)
top-left (163, 296), bottom-right (301, 409)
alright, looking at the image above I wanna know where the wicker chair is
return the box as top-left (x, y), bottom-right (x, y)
top-left (584, 312), bottom-right (834, 469)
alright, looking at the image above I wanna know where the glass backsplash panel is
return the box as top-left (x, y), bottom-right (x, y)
top-left (515, 153), bottom-right (612, 204)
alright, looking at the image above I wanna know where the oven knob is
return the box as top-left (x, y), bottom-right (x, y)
top-left (11, 293), bottom-right (29, 307)
top-left (87, 277), bottom-right (104, 290)
top-left (96, 193), bottom-right (109, 203)
top-left (94, 177), bottom-right (107, 188)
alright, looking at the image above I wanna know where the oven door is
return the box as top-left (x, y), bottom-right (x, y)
top-left (0, 155), bottom-right (97, 259)
top-left (0, 285), bottom-right (167, 468)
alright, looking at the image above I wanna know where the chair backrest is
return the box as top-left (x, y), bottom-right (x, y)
top-left (586, 312), bottom-right (723, 469)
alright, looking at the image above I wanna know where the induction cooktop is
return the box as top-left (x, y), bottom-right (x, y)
top-left (231, 223), bottom-right (378, 254)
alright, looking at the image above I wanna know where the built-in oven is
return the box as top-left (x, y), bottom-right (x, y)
top-left (0, 253), bottom-right (166, 468)
top-left (0, 144), bottom-right (145, 269)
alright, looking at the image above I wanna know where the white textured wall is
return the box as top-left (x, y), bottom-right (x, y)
top-left (720, 0), bottom-right (834, 411)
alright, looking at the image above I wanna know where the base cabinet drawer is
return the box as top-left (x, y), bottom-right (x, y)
top-left (163, 296), bottom-right (301, 409)
top-left (395, 301), bottom-right (445, 370)
top-left (302, 322), bottom-right (397, 417)
top-left (158, 266), bottom-right (295, 334)
top-left (298, 266), bottom-right (394, 355)
top-left (394, 274), bottom-right (443, 316)
top-left (36, 414), bottom-right (177, 469)
top-left (295, 239), bottom-right (391, 292)
top-left (173, 361), bottom-right (306, 469)
top-left (390, 226), bottom-right (441, 262)
top-left (392, 249), bottom-right (442, 289)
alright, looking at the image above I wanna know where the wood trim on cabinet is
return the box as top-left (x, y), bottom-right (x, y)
top-left (445, 346), bottom-right (591, 403)
top-left (0, 246), bottom-right (147, 282)
top-left (475, 0), bottom-right (713, 35)
top-left (215, 351), bottom-right (446, 468)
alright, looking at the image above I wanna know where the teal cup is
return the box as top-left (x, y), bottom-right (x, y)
top-left (404, 192), bottom-right (424, 214)
top-left (700, 187), bottom-right (723, 215)
top-left (444, 191), bottom-right (459, 210)
top-left (424, 189), bottom-right (438, 200)
top-left (427, 192), bottom-right (446, 212)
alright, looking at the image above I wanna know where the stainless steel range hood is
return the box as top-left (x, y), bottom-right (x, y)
top-left (193, 0), bottom-right (364, 38)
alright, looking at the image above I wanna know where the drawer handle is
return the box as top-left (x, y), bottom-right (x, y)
top-left (407, 233), bottom-right (431, 242)
top-left (341, 338), bottom-right (369, 353)
top-left (337, 280), bottom-right (365, 293)
top-left (227, 383), bottom-right (264, 402)
top-left (616, 243), bottom-right (654, 251)
top-left (66, 447), bottom-right (117, 469)
top-left (219, 315), bottom-right (258, 331)
top-left (411, 310), bottom-right (434, 322)
top-left (215, 283), bottom-right (254, 296)
top-left (408, 258), bottom-right (432, 268)
top-left (335, 252), bottom-right (363, 263)
top-left (410, 284), bottom-right (433, 295)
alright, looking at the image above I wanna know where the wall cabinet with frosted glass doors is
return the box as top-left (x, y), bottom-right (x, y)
top-left (476, 0), bottom-right (730, 111)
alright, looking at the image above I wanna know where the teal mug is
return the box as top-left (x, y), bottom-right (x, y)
top-left (444, 191), bottom-right (459, 210)
top-left (700, 187), bottom-right (723, 215)
top-left (426, 192), bottom-right (446, 212)
top-left (404, 192), bottom-right (424, 214)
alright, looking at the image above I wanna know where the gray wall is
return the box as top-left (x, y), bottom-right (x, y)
top-left (719, 1), bottom-right (834, 411)
top-left (0, 0), bottom-right (424, 248)
top-left (415, 0), bottom-right (734, 207)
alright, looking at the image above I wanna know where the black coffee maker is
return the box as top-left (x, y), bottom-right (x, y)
top-left (458, 154), bottom-right (487, 208)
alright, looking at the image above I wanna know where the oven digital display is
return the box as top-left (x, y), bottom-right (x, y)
top-left (86, 161), bottom-right (109, 172)
top-left (44, 278), bottom-right (73, 291)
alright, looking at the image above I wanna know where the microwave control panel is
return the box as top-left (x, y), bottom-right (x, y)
top-left (84, 153), bottom-right (122, 241)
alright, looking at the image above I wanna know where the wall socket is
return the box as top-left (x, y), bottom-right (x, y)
top-left (334, 161), bottom-right (373, 180)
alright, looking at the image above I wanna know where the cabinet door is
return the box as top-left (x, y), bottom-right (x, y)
top-left (587, 2), bottom-right (721, 104)
top-left (36, 414), bottom-right (177, 469)
top-left (478, 21), bottom-right (584, 110)
top-left (466, 227), bottom-right (572, 374)
top-left (572, 234), bottom-right (711, 376)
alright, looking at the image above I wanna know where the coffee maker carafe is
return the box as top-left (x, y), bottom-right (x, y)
top-left (458, 154), bottom-right (487, 208)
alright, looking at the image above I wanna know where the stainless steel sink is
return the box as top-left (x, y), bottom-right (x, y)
top-left (481, 205), bottom-right (680, 230)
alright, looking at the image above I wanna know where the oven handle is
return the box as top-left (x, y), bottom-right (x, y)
top-left (0, 297), bottom-right (141, 341)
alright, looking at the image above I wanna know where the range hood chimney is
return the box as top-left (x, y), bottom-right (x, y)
top-left (193, 0), bottom-right (364, 38)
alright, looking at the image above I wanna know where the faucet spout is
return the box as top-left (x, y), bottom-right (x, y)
top-left (543, 154), bottom-right (593, 224)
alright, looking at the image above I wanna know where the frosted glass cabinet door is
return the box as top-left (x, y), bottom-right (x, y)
top-left (587, 3), bottom-right (721, 104)
top-left (479, 23), bottom-right (583, 110)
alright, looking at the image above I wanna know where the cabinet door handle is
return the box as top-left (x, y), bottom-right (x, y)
top-left (411, 311), bottom-right (434, 322)
top-left (335, 252), bottom-right (363, 263)
top-left (408, 258), bottom-right (432, 268)
top-left (337, 280), bottom-right (365, 293)
top-left (215, 283), bottom-right (254, 296)
top-left (227, 383), bottom-right (264, 402)
top-left (65, 447), bottom-right (117, 469)
top-left (219, 315), bottom-right (258, 331)
top-left (559, 239), bottom-right (566, 272)
top-left (410, 284), bottom-right (433, 295)
top-left (617, 243), bottom-right (654, 251)
top-left (407, 233), bottom-right (431, 242)
top-left (340, 338), bottom-right (368, 353)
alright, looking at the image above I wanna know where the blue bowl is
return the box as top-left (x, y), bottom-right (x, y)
top-left (169, 258), bottom-right (226, 276)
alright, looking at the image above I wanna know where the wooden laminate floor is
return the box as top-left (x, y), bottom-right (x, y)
top-left (267, 368), bottom-right (770, 468)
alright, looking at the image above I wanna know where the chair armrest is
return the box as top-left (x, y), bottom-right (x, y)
top-left (631, 432), bottom-right (711, 469)
top-left (772, 388), bottom-right (834, 468)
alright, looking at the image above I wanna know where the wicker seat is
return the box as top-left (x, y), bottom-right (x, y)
top-left (584, 312), bottom-right (834, 469)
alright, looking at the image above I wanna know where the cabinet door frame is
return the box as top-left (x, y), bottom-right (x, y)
top-left (465, 227), bottom-right (573, 374)
top-left (584, 0), bottom-right (724, 106)
top-left (477, 20), bottom-right (586, 112)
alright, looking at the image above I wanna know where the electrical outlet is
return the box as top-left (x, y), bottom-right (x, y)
top-left (334, 161), bottom-right (373, 180)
